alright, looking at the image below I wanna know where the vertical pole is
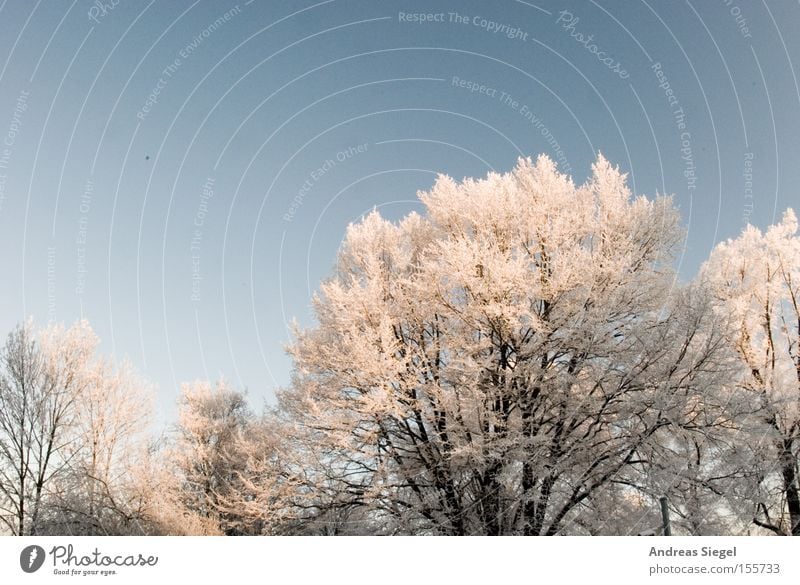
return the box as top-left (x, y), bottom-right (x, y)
top-left (660, 497), bottom-right (671, 536)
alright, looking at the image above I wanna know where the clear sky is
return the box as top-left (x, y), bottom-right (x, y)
top-left (0, 0), bottom-right (798, 425)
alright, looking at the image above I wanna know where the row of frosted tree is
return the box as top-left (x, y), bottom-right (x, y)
top-left (1, 155), bottom-right (798, 535)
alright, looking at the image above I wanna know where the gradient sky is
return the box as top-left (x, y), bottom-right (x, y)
top-left (0, 0), bottom-right (798, 426)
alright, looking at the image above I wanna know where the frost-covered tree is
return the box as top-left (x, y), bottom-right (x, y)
top-left (0, 320), bottom-right (158, 536)
top-left (281, 154), bottom-right (733, 535)
top-left (42, 358), bottom-right (154, 535)
top-left (0, 320), bottom-right (95, 535)
top-left (702, 209), bottom-right (800, 535)
top-left (126, 439), bottom-right (224, 536)
top-left (173, 380), bottom-right (260, 535)
top-left (211, 412), bottom-right (300, 535)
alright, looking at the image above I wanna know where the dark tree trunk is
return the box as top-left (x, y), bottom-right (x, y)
top-left (779, 438), bottom-right (800, 535)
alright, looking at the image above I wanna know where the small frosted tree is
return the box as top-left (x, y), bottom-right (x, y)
top-left (173, 380), bottom-right (257, 534)
top-left (281, 154), bottom-right (733, 535)
top-left (0, 320), bottom-right (158, 536)
top-left (43, 358), bottom-right (154, 535)
top-left (211, 412), bottom-right (300, 535)
top-left (0, 321), bottom-right (95, 535)
top-left (702, 209), bottom-right (800, 535)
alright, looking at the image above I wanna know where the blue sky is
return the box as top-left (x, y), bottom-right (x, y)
top-left (0, 0), bottom-right (798, 425)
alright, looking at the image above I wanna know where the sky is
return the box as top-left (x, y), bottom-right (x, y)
top-left (0, 0), bottom-right (798, 425)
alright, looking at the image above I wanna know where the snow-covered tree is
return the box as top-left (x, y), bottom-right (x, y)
top-left (41, 358), bottom-right (154, 535)
top-left (211, 412), bottom-right (300, 535)
top-left (0, 320), bottom-right (95, 535)
top-left (126, 439), bottom-right (224, 536)
top-left (281, 154), bottom-right (733, 535)
top-left (173, 379), bottom-right (262, 534)
top-left (0, 320), bottom-right (160, 536)
top-left (702, 209), bottom-right (800, 535)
